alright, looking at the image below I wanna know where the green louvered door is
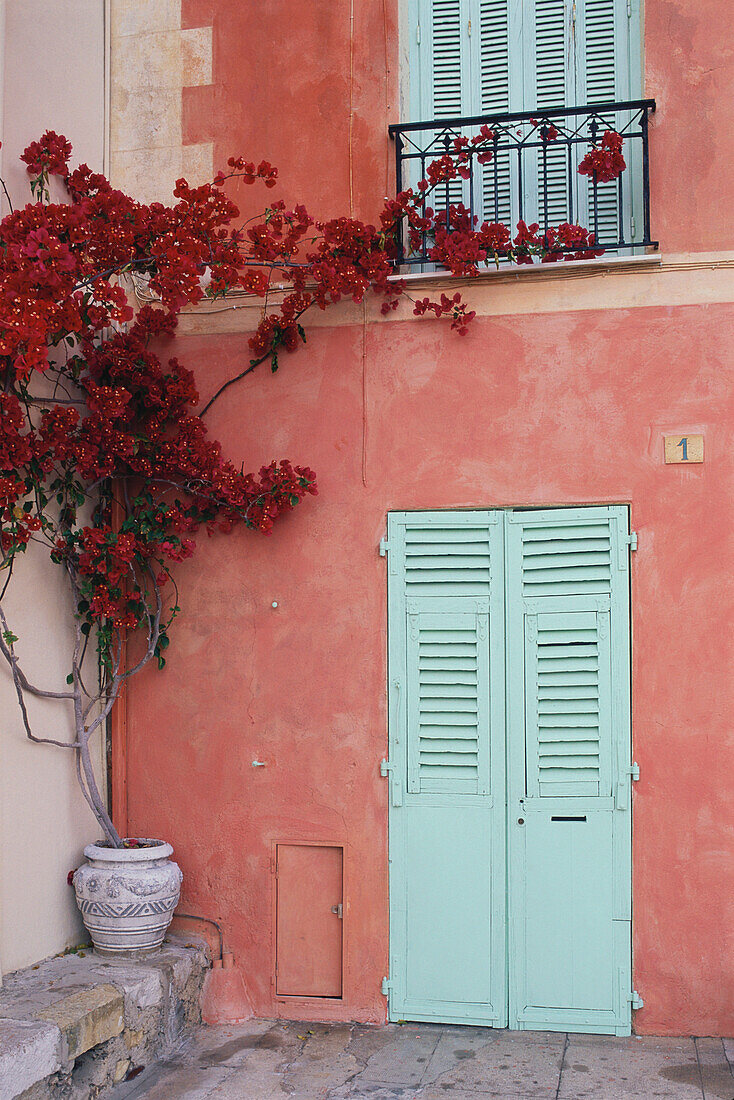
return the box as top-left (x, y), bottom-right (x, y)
top-left (386, 511), bottom-right (508, 1025)
top-left (386, 506), bottom-right (634, 1034)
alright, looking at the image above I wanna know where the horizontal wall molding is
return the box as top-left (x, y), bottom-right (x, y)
top-left (175, 250), bottom-right (734, 336)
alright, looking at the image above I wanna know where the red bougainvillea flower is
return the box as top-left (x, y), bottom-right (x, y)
top-left (20, 130), bottom-right (73, 177)
top-left (578, 130), bottom-right (626, 183)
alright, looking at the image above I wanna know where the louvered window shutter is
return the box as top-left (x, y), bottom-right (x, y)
top-left (477, 0), bottom-right (520, 227)
top-left (575, 0), bottom-right (633, 244)
top-left (525, 0), bottom-right (632, 237)
top-left (411, 0), bottom-right (473, 208)
top-left (408, 0), bottom-right (634, 240)
top-left (527, 0), bottom-right (574, 226)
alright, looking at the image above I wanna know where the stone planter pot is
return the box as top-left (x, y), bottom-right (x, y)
top-left (73, 839), bottom-right (182, 956)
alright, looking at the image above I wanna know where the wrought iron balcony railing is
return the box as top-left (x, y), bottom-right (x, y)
top-left (388, 99), bottom-right (656, 267)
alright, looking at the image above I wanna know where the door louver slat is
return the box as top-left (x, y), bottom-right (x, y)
top-left (521, 521), bottom-right (612, 595)
top-left (528, 612), bottom-right (607, 794)
top-left (407, 609), bottom-right (490, 793)
top-left (405, 526), bottom-right (491, 596)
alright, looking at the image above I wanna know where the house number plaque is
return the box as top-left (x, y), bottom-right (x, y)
top-left (664, 434), bottom-right (704, 464)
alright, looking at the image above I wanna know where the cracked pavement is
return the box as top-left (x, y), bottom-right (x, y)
top-left (111, 1020), bottom-right (734, 1099)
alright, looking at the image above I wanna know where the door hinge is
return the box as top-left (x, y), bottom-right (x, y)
top-left (628, 531), bottom-right (638, 550)
top-left (416, 22), bottom-right (421, 43)
top-left (628, 989), bottom-right (644, 1009)
top-left (626, 0), bottom-right (632, 17)
top-left (379, 536), bottom-right (390, 557)
top-left (615, 763), bottom-right (639, 810)
top-left (381, 976), bottom-right (393, 996)
top-left (380, 758), bottom-right (392, 777)
top-left (630, 214), bottom-right (636, 238)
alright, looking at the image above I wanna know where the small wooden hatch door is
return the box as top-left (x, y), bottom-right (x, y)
top-left (275, 843), bottom-right (343, 997)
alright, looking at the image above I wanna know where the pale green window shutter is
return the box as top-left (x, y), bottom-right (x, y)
top-left (430, 0), bottom-right (469, 118)
top-left (408, 0), bottom-right (635, 237)
top-left (576, 0), bottom-right (634, 243)
top-left (526, 0), bottom-right (574, 225)
top-left (412, 0), bottom-right (473, 206)
top-left (477, 0), bottom-right (520, 225)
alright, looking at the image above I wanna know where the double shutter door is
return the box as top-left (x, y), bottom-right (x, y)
top-left (386, 506), bottom-right (635, 1034)
top-left (408, 0), bottom-right (638, 243)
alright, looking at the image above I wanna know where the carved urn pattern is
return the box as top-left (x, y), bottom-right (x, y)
top-left (73, 840), bottom-right (182, 955)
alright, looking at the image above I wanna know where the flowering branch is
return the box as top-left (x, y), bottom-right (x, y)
top-left (0, 127), bottom-right (609, 846)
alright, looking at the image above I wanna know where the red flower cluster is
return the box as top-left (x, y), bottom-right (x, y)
top-left (20, 130), bottom-right (72, 178)
top-left (413, 292), bottom-right (476, 335)
top-left (578, 130), bottom-right (626, 183)
top-left (214, 157), bottom-right (278, 188)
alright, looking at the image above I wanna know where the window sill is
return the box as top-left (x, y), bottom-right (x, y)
top-left (387, 252), bottom-right (663, 287)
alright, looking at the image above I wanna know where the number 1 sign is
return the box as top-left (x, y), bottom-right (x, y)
top-left (664, 434), bottom-right (704, 464)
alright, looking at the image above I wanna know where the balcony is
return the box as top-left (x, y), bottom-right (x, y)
top-left (388, 100), bottom-right (656, 268)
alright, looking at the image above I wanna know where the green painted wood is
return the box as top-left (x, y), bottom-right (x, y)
top-left (406, 0), bottom-right (638, 239)
top-left (387, 511), bottom-right (507, 1026)
top-left (386, 506), bottom-right (633, 1035)
top-left (505, 505), bottom-right (633, 1035)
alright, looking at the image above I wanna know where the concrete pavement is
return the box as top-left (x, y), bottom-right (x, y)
top-left (112, 1020), bottom-right (734, 1100)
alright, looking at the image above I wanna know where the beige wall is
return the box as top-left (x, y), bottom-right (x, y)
top-left (0, 0), bottom-right (107, 976)
top-left (109, 0), bottom-right (213, 203)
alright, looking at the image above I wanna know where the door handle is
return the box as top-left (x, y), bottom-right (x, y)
top-left (331, 904), bottom-right (343, 919)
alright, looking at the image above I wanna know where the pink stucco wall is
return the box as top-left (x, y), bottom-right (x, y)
top-left (119, 0), bottom-right (734, 1036)
top-left (180, 0), bottom-right (734, 252)
top-left (127, 302), bottom-right (734, 1034)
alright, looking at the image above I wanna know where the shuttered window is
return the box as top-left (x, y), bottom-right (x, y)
top-left (408, 0), bottom-right (636, 235)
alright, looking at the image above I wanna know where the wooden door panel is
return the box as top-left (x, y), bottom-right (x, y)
top-left (276, 844), bottom-right (343, 998)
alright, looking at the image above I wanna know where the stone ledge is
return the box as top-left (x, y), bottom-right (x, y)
top-left (0, 1019), bottom-right (61, 1100)
top-left (34, 985), bottom-right (124, 1062)
top-left (0, 934), bottom-right (210, 1100)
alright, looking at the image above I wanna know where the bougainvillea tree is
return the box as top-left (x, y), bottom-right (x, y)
top-left (0, 128), bottom-right (616, 846)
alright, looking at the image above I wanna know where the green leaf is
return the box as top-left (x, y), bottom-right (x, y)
top-left (2, 630), bottom-right (18, 646)
top-left (66, 673), bottom-right (74, 685)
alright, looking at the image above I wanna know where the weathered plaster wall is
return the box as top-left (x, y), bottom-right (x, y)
top-left (644, 0), bottom-right (734, 253)
top-left (112, 0), bottom-right (734, 1037)
top-left (0, 1), bottom-right (107, 975)
top-left (176, 0), bottom-right (734, 252)
top-left (125, 291), bottom-right (734, 1036)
